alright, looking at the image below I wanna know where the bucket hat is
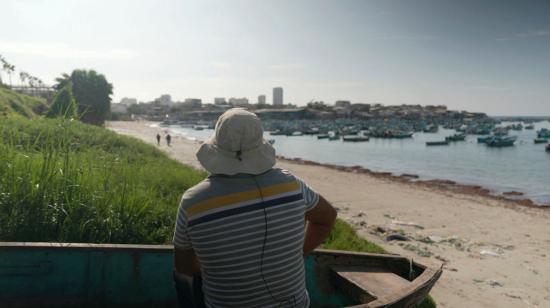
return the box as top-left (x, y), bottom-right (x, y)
top-left (196, 108), bottom-right (276, 175)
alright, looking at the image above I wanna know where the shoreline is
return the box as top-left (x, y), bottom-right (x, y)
top-left (275, 155), bottom-right (550, 209)
top-left (108, 121), bottom-right (550, 307)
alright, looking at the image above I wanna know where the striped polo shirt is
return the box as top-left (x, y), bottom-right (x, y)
top-left (173, 168), bottom-right (320, 308)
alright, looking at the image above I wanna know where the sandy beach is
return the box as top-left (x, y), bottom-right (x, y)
top-left (108, 121), bottom-right (550, 308)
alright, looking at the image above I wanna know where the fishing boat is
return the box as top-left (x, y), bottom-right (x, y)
top-left (477, 136), bottom-right (493, 143)
top-left (525, 124), bottom-right (535, 130)
top-left (343, 135), bottom-right (369, 142)
top-left (392, 131), bottom-right (414, 139)
top-left (426, 140), bottom-right (449, 146)
top-left (269, 130), bottom-right (286, 136)
top-left (546, 144), bottom-right (550, 152)
top-left (0, 243), bottom-right (441, 308)
top-left (534, 138), bottom-right (549, 144)
top-left (537, 128), bottom-right (550, 139)
top-left (445, 133), bottom-right (466, 142)
top-left (486, 136), bottom-right (517, 147)
top-left (317, 134), bottom-right (330, 139)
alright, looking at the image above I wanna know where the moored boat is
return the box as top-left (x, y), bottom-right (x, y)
top-left (537, 128), bottom-right (550, 139)
top-left (546, 144), bottom-right (550, 152)
top-left (343, 135), bottom-right (369, 142)
top-left (477, 136), bottom-right (493, 143)
top-left (0, 243), bottom-right (441, 308)
top-left (486, 135), bottom-right (517, 147)
top-left (445, 133), bottom-right (466, 142)
top-left (317, 134), bottom-right (330, 139)
top-left (534, 138), bottom-right (549, 144)
top-left (426, 140), bottom-right (449, 146)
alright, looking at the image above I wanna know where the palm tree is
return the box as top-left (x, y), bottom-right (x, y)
top-left (7, 64), bottom-right (15, 86)
top-left (19, 71), bottom-right (28, 86)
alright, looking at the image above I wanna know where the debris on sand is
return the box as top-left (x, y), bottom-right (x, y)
top-left (487, 280), bottom-right (503, 288)
top-left (391, 219), bottom-right (424, 229)
top-left (480, 249), bottom-right (502, 257)
top-left (403, 243), bottom-right (433, 257)
top-left (386, 234), bottom-right (410, 242)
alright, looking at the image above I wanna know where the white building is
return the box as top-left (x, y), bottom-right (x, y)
top-left (228, 97), bottom-right (249, 106)
top-left (119, 97), bottom-right (137, 105)
top-left (273, 87), bottom-right (283, 106)
top-left (258, 95), bottom-right (266, 104)
top-left (111, 103), bottom-right (128, 114)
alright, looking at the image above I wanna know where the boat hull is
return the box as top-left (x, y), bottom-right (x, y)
top-left (0, 243), bottom-right (441, 308)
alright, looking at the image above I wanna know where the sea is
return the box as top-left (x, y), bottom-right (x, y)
top-left (164, 121), bottom-right (550, 206)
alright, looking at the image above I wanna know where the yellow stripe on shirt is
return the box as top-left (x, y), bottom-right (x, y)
top-left (186, 180), bottom-right (300, 217)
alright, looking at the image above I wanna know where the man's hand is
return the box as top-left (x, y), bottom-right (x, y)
top-left (303, 195), bottom-right (337, 256)
top-left (174, 247), bottom-right (201, 276)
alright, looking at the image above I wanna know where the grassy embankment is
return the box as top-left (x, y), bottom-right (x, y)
top-left (0, 86), bottom-right (48, 118)
top-left (0, 87), bottom-right (434, 307)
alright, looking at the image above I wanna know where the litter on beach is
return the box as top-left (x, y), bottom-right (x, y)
top-left (480, 249), bottom-right (502, 257)
top-left (391, 219), bottom-right (425, 229)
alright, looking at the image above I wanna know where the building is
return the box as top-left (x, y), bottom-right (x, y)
top-left (155, 94), bottom-right (173, 106)
top-left (228, 97), bottom-right (249, 106)
top-left (119, 97), bottom-right (137, 105)
top-left (273, 87), bottom-right (283, 106)
top-left (111, 103), bottom-right (128, 114)
top-left (258, 95), bottom-right (266, 104)
top-left (183, 98), bottom-right (202, 109)
top-left (214, 97), bottom-right (227, 105)
top-left (335, 100), bottom-right (351, 108)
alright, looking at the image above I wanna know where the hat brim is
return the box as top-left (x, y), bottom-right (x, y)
top-left (196, 137), bottom-right (276, 175)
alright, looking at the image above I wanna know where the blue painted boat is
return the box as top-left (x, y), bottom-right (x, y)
top-left (0, 243), bottom-right (441, 308)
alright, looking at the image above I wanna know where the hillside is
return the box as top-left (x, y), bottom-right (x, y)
top-left (0, 86), bottom-right (48, 118)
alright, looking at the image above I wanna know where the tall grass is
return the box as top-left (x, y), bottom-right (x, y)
top-left (0, 117), bottom-right (206, 243)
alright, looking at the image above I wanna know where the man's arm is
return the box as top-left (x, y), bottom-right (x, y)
top-left (174, 247), bottom-right (201, 276)
top-left (303, 195), bottom-right (337, 256)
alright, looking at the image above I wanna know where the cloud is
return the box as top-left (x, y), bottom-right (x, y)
top-left (209, 61), bottom-right (232, 69)
top-left (0, 41), bottom-right (137, 60)
top-left (266, 63), bottom-right (306, 70)
top-left (496, 30), bottom-right (550, 41)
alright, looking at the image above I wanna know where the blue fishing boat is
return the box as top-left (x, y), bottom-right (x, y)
top-left (486, 136), bottom-right (517, 147)
top-left (0, 243), bottom-right (441, 308)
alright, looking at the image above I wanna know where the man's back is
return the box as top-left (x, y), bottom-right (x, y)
top-left (174, 168), bottom-right (319, 308)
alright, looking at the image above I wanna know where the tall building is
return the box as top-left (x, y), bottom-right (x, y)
top-left (258, 95), bottom-right (266, 104)
top-left (273, 87), bottom-right (283, 106)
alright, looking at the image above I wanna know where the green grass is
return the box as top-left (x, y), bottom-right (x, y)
top-left (322, 219), bottom-right (387, 253)
top-left (0, 116), bottom-right (206, 244)
top-left (0, 87), bottom-right (48, 118)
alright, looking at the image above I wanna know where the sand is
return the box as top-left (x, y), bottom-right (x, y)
top-left (108, 121), bottom-right (550, 308)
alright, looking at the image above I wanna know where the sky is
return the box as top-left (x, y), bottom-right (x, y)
top-left (1, 0), bottom-right (550, 116)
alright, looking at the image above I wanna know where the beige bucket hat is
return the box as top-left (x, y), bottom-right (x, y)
top-left (196, 108), bottom-right (276, 175)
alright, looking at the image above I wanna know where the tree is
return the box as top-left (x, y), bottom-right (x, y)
top-left (54, 70), bottom-right (113, 125)
top-left (47, 84), bottom-right (77, 118)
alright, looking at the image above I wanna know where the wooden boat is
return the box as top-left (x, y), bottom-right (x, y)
top-left (534, 138), bottom-right (549, 144)
top-left (343, 135), bottom-right (369, 142)
top-left (317, 134), bottom-right (330, 139)
top-left (328, 135), bottom-right (340, 141)
top-left (445, 133), bottom-right (466, 142)
top-left (0, 243), bottom-right (441, 308)
top-left (426, 141), bottom-right (449, 146)
top-left (486, 136), bottom-right (517, 147)
top-left (477, 136), bottom-right (493, 143)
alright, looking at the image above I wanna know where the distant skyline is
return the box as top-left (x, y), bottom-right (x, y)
top-left (1, 0), bottom-right (550, 115)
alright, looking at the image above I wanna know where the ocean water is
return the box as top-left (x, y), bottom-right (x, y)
top-left (165, 121), bottom-right (550, 206)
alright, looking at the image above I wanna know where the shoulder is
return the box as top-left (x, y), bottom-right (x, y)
top-left (179, 178), bottom-right (216, 210)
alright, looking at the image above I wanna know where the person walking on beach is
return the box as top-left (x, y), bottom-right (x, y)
top-left (156, 133), bottom-right (161, 146)
top-left (173, 108), bottom-right (337, 308)
top-left (166, 133), bottom-right (171, 147)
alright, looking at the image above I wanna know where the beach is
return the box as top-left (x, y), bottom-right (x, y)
top-left (108, 121), bottom-right (550, 308)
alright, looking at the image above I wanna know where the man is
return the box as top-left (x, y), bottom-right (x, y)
top-left (156, 133), bottom-right (161, 146)
top-left (166, 133), bottom-right (172, 147)
top-left (173, 108), bottom-right (337, 308)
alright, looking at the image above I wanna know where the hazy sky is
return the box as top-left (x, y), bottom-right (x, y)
top-left (1, 0), bottom-right (550, 115)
